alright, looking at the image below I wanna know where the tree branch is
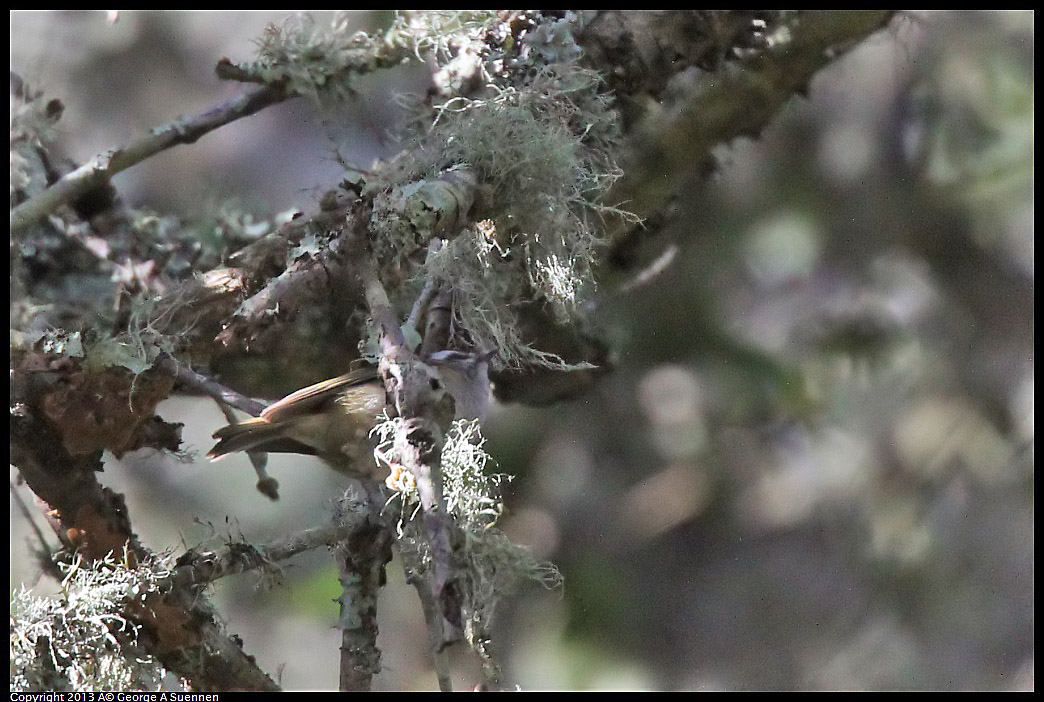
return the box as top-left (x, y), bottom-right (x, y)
top-left (593, 10), bottom-right (896, 251)
top-left (155, 354), bottom-right (267, 417)
top-left (403, 562), bottom-right (454, 692)
top-left (350, 218), bottom-right (463, 646)
top-left (10, 351), bottom-right (277, 691)
top-left (164, 516), bottom-right (370, 591)
top-left (333, 486), bottom-right (393, 692)
top-left (10, 84), bottom-right (291, 232)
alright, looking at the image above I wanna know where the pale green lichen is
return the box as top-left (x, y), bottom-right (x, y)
top-left (235, 11), bottom-right (640, 370)
top-left (228, 12), bottom-right (407, 101)
top-left (375, 416), bottom-right (562, 655)
top-left (10, 554), bottom-right (174, 692)
top-left (369, 14), bottom-right (635, 369)
top-left (389, 10), bottom-right (502, 62)
top-left (83, 294), bottom-right (181, 377)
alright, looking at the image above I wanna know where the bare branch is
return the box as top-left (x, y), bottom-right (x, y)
top-left (155, 354), bottom-right (267, 417)
top-left (406, 240), bottom-right (447, 333)
top-left (404, 564), bottom-right (455, 692)
top-left (9, 480), bottom-right (66, 580)
top-left (164, 501), bottom-right (371, 590)
top-left (333, 485), bottom-right (392, 692)
top-left (11, 85), bottom-right (290, 232)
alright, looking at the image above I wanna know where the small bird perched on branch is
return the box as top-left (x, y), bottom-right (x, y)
top-left (207, 350), bottom-right (494, 477)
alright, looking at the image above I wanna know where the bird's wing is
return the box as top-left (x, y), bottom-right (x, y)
top-left (259, 365), bottom-right (382, 423)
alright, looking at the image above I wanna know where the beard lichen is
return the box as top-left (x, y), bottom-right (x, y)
top-left (10, 554), bottom-right (175, 692)
top-left (367, 12), bottom-right (636, 370)
top-left (229, 11), bottom-right (637, 370)
top-left (377, 416), bottom-right (563, 663)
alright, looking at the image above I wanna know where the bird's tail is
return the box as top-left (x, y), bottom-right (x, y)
top-left (207, 419), bottom-right (311, 459)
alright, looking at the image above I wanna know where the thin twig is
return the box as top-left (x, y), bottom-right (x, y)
top-left (406, 239), bottom-right (446, 333)
top-left (11, 84), bottom-right (290, 232)
top-left (155, 355), bottom-right (267, 417)
top-left (583, 243), bottom-right (679, 315)
top-left (154, 355), bottom-right (280, 497)
top-left (10, 480), bottom-right (66, 581)
top-left (213, 398), bottom-right (280, 500)
top-left (164, 514), bottom-right (371, 592)
top-left (617, 242), bottom-right (679, 294)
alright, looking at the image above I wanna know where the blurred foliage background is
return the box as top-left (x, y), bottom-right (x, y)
top-left (10, 10), bottom-right (1033, 691)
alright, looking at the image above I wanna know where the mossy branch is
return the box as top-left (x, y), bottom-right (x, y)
top-left (599, 10), bottom-right (896, 249)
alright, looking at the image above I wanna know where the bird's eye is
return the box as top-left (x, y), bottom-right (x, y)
top-left (430, 378), bottom-right (443, 391)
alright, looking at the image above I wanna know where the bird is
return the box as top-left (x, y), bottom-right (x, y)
top-left (207, 350), bottom-right (493, 478)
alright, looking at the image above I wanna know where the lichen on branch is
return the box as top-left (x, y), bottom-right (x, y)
top-left (378, 416), bottom-right (561, 670)
top-left (365, 11), bottom-right (638, 370)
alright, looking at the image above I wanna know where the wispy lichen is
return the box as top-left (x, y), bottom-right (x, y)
top-left (367, 12), bottom-right (637, 369)
top-left (10, 555), bottom-right (174, 692)
top-left (389, 10), bottom-right (502, 62)
top-left (375, 416), bottom-right (562, 654)
top-left (227, 12), bottom-right (408, 101)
